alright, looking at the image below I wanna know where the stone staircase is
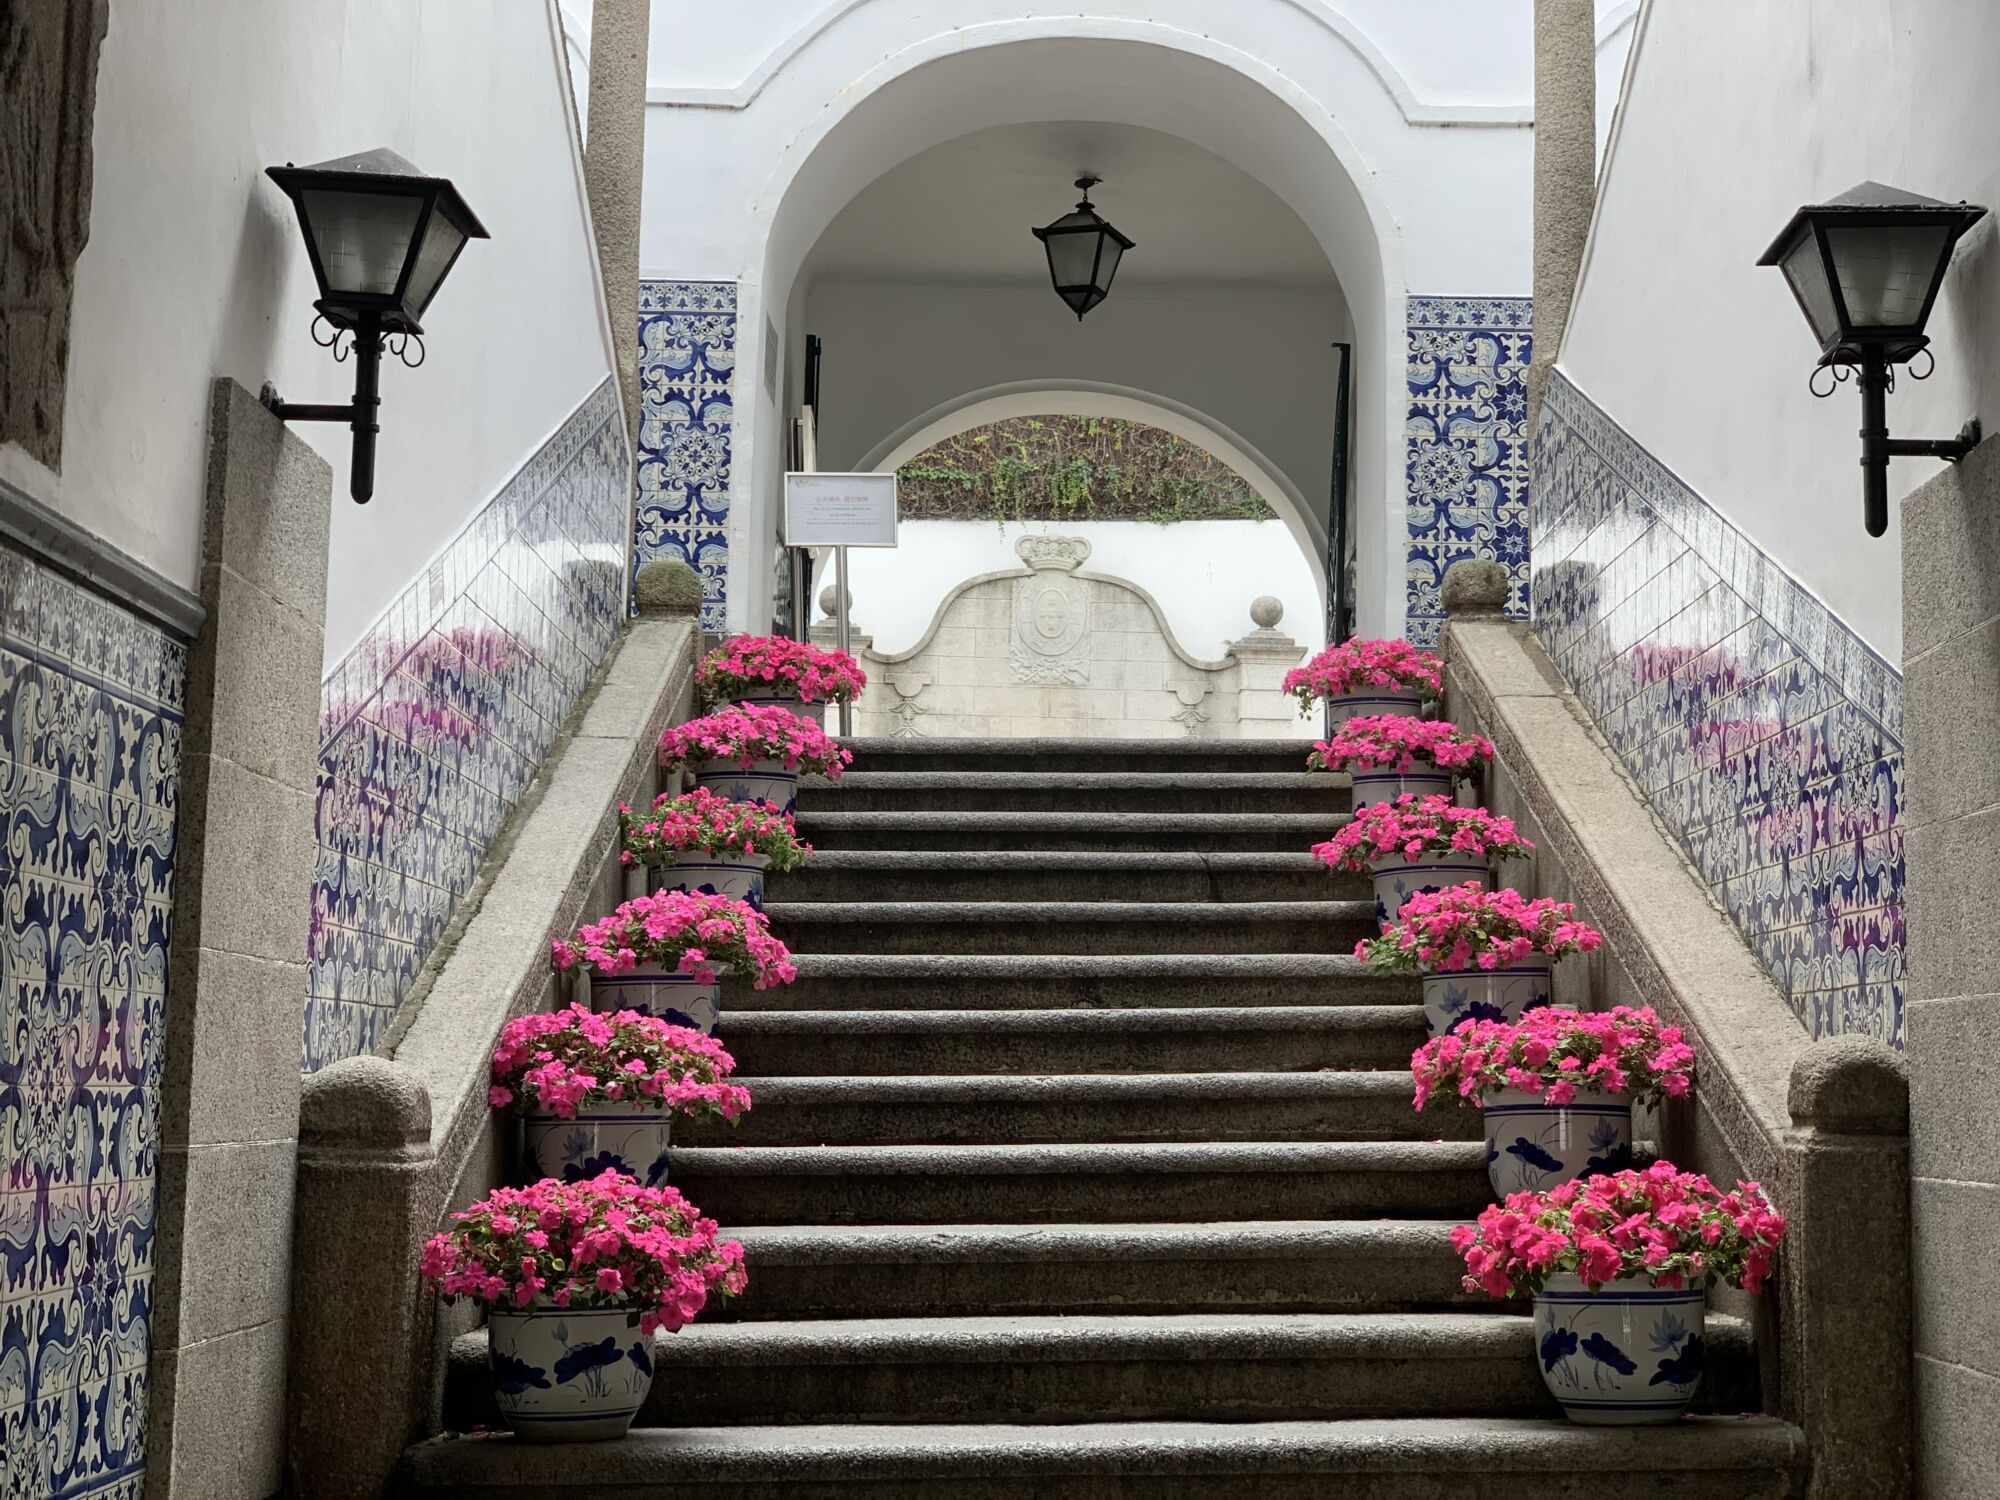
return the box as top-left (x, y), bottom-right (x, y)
top-left (400, 738), bottom-right (1807, 1498)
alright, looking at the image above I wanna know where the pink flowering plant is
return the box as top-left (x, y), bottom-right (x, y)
top-left (1313, 793), bottom-right (1533, 873)
top-left (1451, 1162), bottom-right (1787, 1298)
top-left (551, 890), bottom-right (798, 988)
top-left (696, 634), bottom-right (867, 707)
top-left (1281, 638), bottom-right (1443, 712)
top-left (419, 1171), bottom-right (748, 1333)
top-left (488, 1003), bottom-right (753, 1124)
top-left (1308, 715), bottom-right (1494, 776)
top-left (1408, 1005), bottom-right (1696, 1112)
top-left (1357, 883), bottom-right (1601, 974)
top-left (620, 787), bottom-right (810, 875)
top-left (658, 704), bottom-right (853, 779)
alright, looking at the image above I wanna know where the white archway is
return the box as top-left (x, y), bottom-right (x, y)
top-left (719, 22), bottom-right (1407, 639)
top-left (858, 380), bottom-right (1328, 608)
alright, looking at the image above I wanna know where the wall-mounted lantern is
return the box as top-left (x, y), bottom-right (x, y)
top-left (262, 148), bottom-right (488, 502)
top-left (1759, 181), bottom-right (1987, 536)
top-left (1032, 177), bottom-right (1134, 321)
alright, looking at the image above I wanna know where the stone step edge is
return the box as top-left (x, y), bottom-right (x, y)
top-left (723, 1218), bottom-right (1468, 1264)
top-left (717, 1072), bottom-right (1419, 1103)
top-left (807, 771), bottom-right (1338, 788)
top-left (793, 811), bottom-right (1346, 827)
top-left (401, 1416), bottom-right (1809, 1484)
top-left (720, 1005), bottom-right (1420, 1033)
top-left (671, 1140), bottom-right (1485, 1175)
top-left (761, 953), bottom-right (1392, 976)
top-left (449, 1310), bottom-right (1754, 1368)
top-left (793, 851), bottom-right (1329, 870)
top-left (761, 900), bottom-right (1369, 923)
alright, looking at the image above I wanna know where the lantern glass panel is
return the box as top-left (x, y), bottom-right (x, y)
top-left (1826, 223), bottom-right (1952, 329)
top-left (1095, 235), bottom-right (1125, 292)
top-left (1778, 232), bottom-right (1842, 350)
top-left (404, 215), bottom-right (469, 319)
top-left (299, 188), bottom-right (424, 297)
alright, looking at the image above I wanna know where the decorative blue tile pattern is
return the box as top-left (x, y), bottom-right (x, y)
top-left (1406, 296), bottom-right (1534, 647)
top-left (0, 540), bottom-right (185, 1500)
top-left (636, 280), bottom-right (735, 631)
top-left (1532, 370), bottom-right (1904, 1046)
top-left (307, 378), bottom-right (631, 1071)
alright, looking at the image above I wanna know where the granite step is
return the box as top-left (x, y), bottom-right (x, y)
top-left (397, 1416), bottom-right (1810, 1499)
top-left (790, 809), bottom-right (1345, 853)
top-left (828, 736), bottom-right (1324, 774)
top-left (773, 850), bottom-right (1354, 904)
top-left (663, 1140), bottom-right (1490, 1226)
top-left (797, 771), bottom-right (1345, 815)
top-left (706, 1220), bottom-right (1483, 1322)
top-left (714, 1005), bottom-right (1422, 1077)
top-left (678, 1071), bottom-right (1456, 1146)
top-left (723, 953), bottom-right (1415, 1013)
top-left (762, 900), bottom-right (1372, 955)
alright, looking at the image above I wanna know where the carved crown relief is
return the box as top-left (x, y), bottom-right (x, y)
top-left (1, 1), bottom-right (110, 471)
top-left (1009, 535), bottom-right (1092, 684)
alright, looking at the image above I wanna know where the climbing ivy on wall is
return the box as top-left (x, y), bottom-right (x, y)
top-left (896, 416), bottom-right (1273, 524)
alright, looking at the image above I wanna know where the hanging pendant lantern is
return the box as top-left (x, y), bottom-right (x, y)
top-left (1032, 177), bottom-right (1134, 320)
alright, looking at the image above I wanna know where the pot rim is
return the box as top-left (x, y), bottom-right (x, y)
top-left (1422, 957), bottom-right (1556, 978)
top-left (1535, 1270), bottom-right (1706, 1300)
top-left (1480, 1085), bottom-right (1632, 1109)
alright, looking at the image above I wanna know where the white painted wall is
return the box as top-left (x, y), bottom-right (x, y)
top-left (829, 518), bottom-right (1325, 660)
top-left (1561, 0), bottom-right (2000, 662)
top-left (0, 1), bottom-right (618, 667)
top-left (806, 278), bottom-right (1349, 562)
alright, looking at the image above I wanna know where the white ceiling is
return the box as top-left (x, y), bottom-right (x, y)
top-left (804, 121), bottom-right (1339, 288)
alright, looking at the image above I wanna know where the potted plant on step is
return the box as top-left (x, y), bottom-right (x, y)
top-left (1313, 794), bottom-right (1533, 930)
top-left (491, 1004), bottom-right (753, 1188)
top-left (552, 889), bottom-right (798, 1035)
top-left (695, 633), bottom-right (867, 727)
top-left (620, 786), bottom-right (811, 908)
top-left (1356, 883), bottom-right (1600, 1036)
top-left (1453, 1162), bottom-right (1785, 1425)
top-left (1282, 638), bottom-right (1442, 725)
top-left (420, 1171), bottom-right (747, 1441)
top-left (1410, 1003), bottom-right (1694, 1198)
top-left (659, 703), bottom-right (853, 813)
top-left (1308, 715), bottom-right (1495, 811)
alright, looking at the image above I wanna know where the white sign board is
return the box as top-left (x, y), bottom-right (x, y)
top-left (784, 472), bottom-right (899, 548)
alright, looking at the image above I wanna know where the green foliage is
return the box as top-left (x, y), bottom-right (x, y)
top-left (897, 415), bottom-right (1272, 525)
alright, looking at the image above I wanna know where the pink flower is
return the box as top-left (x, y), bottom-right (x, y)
top-left (1282, 638), bottom-right (1443, 711)
top-left (1307, 715), bottom-right (1495, 776)
top-left (1408, 1005), bottom-right (1694, 1115)
top-left (1314, 797), bottom-right (1534, 875)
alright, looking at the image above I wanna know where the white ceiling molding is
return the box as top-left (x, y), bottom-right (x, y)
top-left (644, 1), bottom-right (1643, 125)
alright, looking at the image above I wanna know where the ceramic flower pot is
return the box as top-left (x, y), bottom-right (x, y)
top-left (1532, 1273), bottom-right (1704, 1425)
top-left (523, 1101), bottom-right (673, 1188)
top-left (580, 964), bottom-right (721, 1035)
top-left (1421, 957), bottom-right (1554, 1037)
top-left (1369, 856), bottom-right (1492, 931)
top-left (487, 1306), bottom-right (655, 1442)
top-left (1326, 688), bottom-right (1427, 728)
top-left (1482, 1086), bottom-right (1633, 1199)
top-left (650, 850), bottom-right (771, 911)
top-left (731, 694), bottom-right (825, 727)
top-left (1348, 767), bottom-right (1455, 812)
top-left (694, 756), bottom-right (799, 813)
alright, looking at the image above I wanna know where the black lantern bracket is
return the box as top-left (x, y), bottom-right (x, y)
top-left (260, 149), bottom-right (487, 503)
top-left (1760, 181), bottom-right (1989, 536)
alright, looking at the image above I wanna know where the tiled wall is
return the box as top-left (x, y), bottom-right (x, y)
top-left (1405, 296), bottom-right (1533, 647)
top-left (307, 378), bottom-right (631, 1071)
top-left (635, 280), bottom-right (735, 631)
top-left (1533, 370), bottom-right (1905, 1045)
top-left (1, 542), bottom-right (187, 1500)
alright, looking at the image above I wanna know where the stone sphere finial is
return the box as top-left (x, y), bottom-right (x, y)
top-left (634, 560), bottom-right (703, 616)
top-left (818, 583), bottom-right (853, 618)
top-left (1249, 595), bottom-right (1284, 630)
top-left (1441, 559), bottom-right (1510, 617)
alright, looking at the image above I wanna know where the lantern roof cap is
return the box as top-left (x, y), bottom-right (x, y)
top-left (1758, 181), bottom-right (1983, 264)
top-left (266, 148), bottom-right (490, 239)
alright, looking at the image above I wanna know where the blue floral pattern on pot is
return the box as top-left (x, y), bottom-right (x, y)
top-left (1349, 768), bottom-right (1455, 813)
top-left (693, 758), bottom-right (799, 814)
top-left (1370, 859), bottom-right (1491, 931)
top-left (1482, 1087), bottom-right (1633, 1199)
top-left (487, 1307), bottom-right (655, 1442)
top-left (522, 1105), bottom-right (673, 1188)
top-left (581, 966), bottom-right (721, 1035)
top-left (1325, 689), bottom-right (1427, 731)
top-left (1421, 958), bottom-right (1553, 1037)
top-left (652, 852), bottom-right (769, 911)
top-left (1532, 1272), bottom-right (1704, 1424)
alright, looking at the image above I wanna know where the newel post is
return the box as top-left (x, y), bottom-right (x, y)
top-left (1779, 1036), bottom-right (1912, 1498)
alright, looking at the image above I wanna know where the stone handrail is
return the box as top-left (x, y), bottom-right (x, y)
top-left (285, 603), bottom-right (698, 1500)
top-left (1439, 564), bottom-right (1910, 1500)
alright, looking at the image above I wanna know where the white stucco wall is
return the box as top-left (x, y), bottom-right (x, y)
top-left (829, 518), bottom-right (1325, 661)
top-left (0, 1), bottom-right (618, 666)
top-left (1561, 0), bottom-right (2000, 662)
